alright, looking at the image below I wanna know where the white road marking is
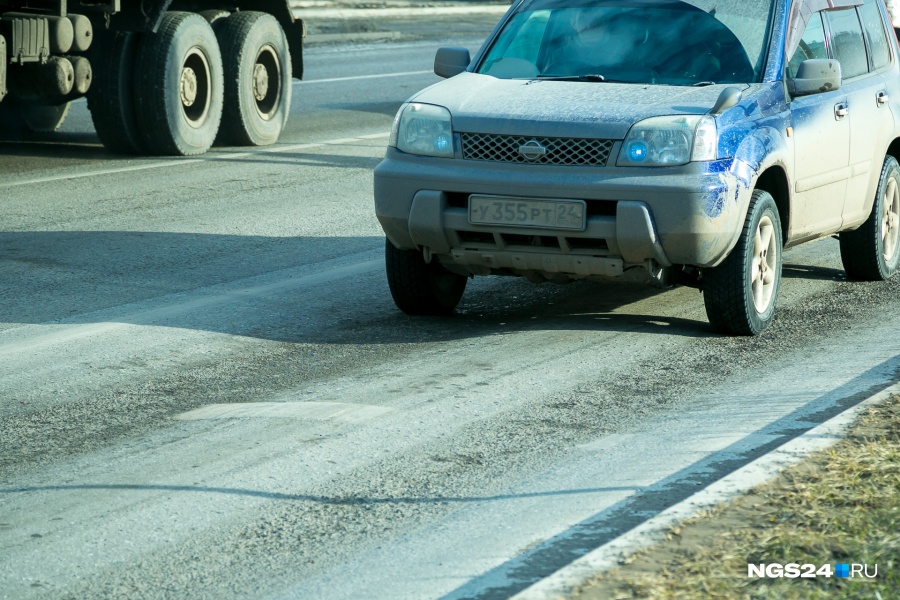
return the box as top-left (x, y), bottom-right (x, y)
top-left (176, 401), bottom-right (394, 423)
top-left (297, 70), bottom-right (433, 85)
top-left (0, 254), bottom-right (381, 359)
top-left (0, 132), bottom-right (389, 189)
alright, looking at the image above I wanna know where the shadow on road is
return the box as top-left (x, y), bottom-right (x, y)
top-left (0, 134), bottom-right (113, 161)
top-left (0, 230), bottom-right (719, 343)
top-left (782, 262), bottom-right (847, 282)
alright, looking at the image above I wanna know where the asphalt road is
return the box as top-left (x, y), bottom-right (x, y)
top-left (1, 16), bottom-right (899, 600)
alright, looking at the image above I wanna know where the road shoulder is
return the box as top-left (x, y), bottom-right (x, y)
top-left (512, 383), bottom-right (900, 599)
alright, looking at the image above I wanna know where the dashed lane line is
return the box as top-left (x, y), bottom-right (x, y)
top-left (175, 401), bottom-right (394, 423)
top-left (296, 69), bottom-right (432, 84)
top-left (0, 132), bottom-right (389, 190)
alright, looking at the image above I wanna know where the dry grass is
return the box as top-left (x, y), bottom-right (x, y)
top-left (571, 395), bottom-right (900, 600)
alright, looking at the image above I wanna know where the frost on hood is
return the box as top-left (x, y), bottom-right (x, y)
top-left (786, 0), bottom-right (862, 58)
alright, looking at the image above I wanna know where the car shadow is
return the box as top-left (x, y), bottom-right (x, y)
top-left (782, 262), bottom-right (847, 282)
top-left (0, 230), bottom-right (716, 344)
top-left (0, 135), bottom-right (113, 161)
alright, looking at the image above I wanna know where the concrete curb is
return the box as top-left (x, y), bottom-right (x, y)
top-left (510, 381), bottom-right (900, 600)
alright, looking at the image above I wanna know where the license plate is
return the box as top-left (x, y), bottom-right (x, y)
top-left (468, 195), bottom-right (586, 230)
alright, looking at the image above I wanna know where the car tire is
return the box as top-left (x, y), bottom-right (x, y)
top-left (87, 31), bottom-right (143, 154)
top-left (703, 189), bottom-right (783, 335)
top-left (839, 155), bottom-right (900, 281)
top-left (214, 11), bottom-right (291, 146)
top-left (133, 12), bottom-right (224, 156)
top-left (385, 239), bottom-right (467, 315)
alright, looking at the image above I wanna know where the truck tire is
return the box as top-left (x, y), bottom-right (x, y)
top-left (134, 12), bottom-right (223, 156)
top-left (385, 240), bottom-right (467, 315)
top-left (703, 190), bottom-right (783, 335)
top-left (199, 10), bottom-right (230, 27)
top-left (839, 155), bottom-right (900, 281)
top-left (87, 31), bottom-right (143, 154)
top-left (20, 102), bottom-right (70, 132)
top-left (214, 12), bottom-right (291, 146)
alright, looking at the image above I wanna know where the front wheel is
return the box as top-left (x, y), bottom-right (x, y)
top-left (839, 155), bottom-right (900, 280)
top-left (703, 190), bottom-right (783, 335)
top-left (133, 12), bottom-right (224, 156)
top-left (385, 240), bottom-right (467, 315)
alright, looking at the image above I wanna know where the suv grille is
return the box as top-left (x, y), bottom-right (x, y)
top-left (460, 133), bottom-right (614, 166)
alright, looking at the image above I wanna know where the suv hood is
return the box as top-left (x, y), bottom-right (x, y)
top-left (412, 73), bottom-right (749, 140)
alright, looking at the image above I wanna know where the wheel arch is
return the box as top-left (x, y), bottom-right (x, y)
top-left (752, 165), bottom-right (790, 246)
top-left (886, 137), bottom-right (900, 164)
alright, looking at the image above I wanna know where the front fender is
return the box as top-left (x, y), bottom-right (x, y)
top-left (696, 123), bottom-right (791, 266)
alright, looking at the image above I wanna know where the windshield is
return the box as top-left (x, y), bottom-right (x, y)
top-left (476, 0), bottom-right (776, 85)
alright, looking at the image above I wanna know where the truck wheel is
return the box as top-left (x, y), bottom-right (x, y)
top-left (134, 12), bottom-right (223, 156)
top-left (20, 102), bottom-right (70, 132)
top-left (88, 32), bottom-right (143, 154)
top-left (214, 12), bottom-right (291, 146)
top-left (839, 155), bottom-right (900, 280)
top-left (385, 239), bottom-right (467, 315)
top-left (199, 10), bottom-right (230, 27)
top-left (703, 190), bottom-right (783, 335)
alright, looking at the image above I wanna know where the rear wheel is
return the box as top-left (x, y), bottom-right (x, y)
top-left (214, 11), bottom-right (291, 146)
top-left (703, 190), bottom-right (783, 335)
top-left (385, 240), bottom-right (467, 315)
top-left (839, 155), bottom-right (900, 280)
top-left (133, 12), bottom-right (223, 156)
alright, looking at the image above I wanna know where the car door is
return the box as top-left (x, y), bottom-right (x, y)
top-left (835, 0), bottom-right (897, 226)
top-left (789, 12), bottom-right (851, 242)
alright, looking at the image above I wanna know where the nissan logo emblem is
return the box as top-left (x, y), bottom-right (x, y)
top-left (519, 139), bottom-right (547, 162)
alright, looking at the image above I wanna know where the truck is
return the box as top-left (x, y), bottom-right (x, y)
top-left (375, 0), bottom-right (900, 335)
top-left (0, 1), bottom-right (305, 155)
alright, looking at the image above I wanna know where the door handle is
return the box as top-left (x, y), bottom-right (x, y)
top-left (835, 102), bottom-right (849, 119)
top-left (877, 91), bottom-right (889, 106)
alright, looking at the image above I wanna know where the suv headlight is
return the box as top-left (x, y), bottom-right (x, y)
top-left (617, 115), bottom-right (717, 166)
top-left (390, 103), bottom-right (454, 158)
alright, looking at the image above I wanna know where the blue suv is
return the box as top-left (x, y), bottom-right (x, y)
top-left (375, 0), bottom-right (900, 334)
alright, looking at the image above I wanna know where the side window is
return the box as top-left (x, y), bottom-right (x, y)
top-left (825, 8), bottom-right (870, 79)
top-left (858, 0), bottom-right (892, 70)
top-left (788, 13), bottom-right (828, 78)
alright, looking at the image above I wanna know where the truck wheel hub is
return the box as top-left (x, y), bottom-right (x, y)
top-left (181, 67), bottom-right (198, 107)
top-left (253, 64), bottom-right (269, 102)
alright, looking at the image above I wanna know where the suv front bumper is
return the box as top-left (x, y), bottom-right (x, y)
top-left (374, 149), bottom-right (752, 278)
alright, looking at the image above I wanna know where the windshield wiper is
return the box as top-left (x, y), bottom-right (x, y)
top-left (693, 81), bottom-right (717, 87)
top-left (535, 74), bottom-right (606, 82)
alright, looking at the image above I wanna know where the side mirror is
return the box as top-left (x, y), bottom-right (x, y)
top-left (788, 59), bottom-right (841, 96)
top-left (434, 47), bottom-right (470, 79)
